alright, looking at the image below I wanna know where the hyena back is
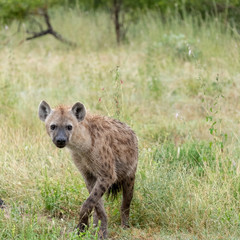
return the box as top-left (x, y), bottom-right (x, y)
top-left (38, 101), bottom-right (138, 239)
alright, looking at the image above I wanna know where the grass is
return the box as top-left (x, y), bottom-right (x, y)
top-left (1, 7), bottom-right (240, 239)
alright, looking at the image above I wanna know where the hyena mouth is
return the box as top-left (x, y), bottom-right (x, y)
top-left (56, 143), bottom-right (66, 148)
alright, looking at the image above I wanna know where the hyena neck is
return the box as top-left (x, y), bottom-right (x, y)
top-left (67, 117), bottom-right (92, 153)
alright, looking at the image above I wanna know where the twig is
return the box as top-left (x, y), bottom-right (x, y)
top-left (26, 9), bottom-right (77, 47)
top-left (26, 29), bottom-right (51, 40)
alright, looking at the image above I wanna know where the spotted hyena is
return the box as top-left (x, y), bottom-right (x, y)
top-left (38, 101), bottom-right (138, 239)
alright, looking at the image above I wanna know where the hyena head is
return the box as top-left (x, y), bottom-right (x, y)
top-left (38, 101), bottom-right (86, 148)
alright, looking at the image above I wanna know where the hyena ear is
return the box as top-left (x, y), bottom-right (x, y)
top-left (71, 102), bottom-right (86, 122)
top-left (38, 100), bottom-right (52, 122)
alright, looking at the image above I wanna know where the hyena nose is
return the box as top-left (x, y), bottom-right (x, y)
top-left (57, 139), bottom-right (66, 144)
top-left (56, 138), bottom-right (66, 148)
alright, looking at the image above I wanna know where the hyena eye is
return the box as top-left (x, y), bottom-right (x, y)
top-left (67, 125), bottom-right (72, 131)
top-left (50, 124), bottom-right (57, 130)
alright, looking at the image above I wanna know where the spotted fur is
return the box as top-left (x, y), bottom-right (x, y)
top-left (38, 101), bottom-right (138, 239)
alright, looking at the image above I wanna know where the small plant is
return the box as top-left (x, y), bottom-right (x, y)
top-left (68, 224), bottom-right (99, 240)
top-left (39, 169), bottom-right (83, 218)
top-left (40, 174), bottom-right (64, 217)
top-left (97, 66), bottom-right (124, 120)
top-left (112, 66), bottom-right (123, 120)
top-left (147, 75), bottom-right (164, 99)
top-left (143, 45), bottom-right (165, 100)
top-left (203, 75), bottom-right (228, 153)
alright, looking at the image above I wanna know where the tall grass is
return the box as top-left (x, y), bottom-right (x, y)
top-left (1, 8), bottom-right (240, 239)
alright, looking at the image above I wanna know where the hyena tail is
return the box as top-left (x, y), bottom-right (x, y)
top-left (106, 181), bottom-right (123, 199)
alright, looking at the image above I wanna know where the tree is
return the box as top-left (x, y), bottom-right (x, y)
top-left (0, 0), bottom-right (76, 46)
top-left (85, 0), bottom-right (158, 44)
top-left (1, 0), bottom-right (240, 45)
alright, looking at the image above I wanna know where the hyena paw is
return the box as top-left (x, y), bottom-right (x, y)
top-left (76, 222), bottom-right (87, 234)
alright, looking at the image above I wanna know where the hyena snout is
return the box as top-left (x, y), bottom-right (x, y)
top-left (53, 129), bottom-right (69, 148)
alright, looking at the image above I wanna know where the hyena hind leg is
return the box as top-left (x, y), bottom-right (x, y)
top-left (121, 176), bottom-right (135, 228)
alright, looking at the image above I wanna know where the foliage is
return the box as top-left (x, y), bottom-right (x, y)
top-left (2, 0), bottom-right (240, 26)
top-left (75, 0), bottom-right (240, 23)
top-left (0, 0), bottom-right (63, 24)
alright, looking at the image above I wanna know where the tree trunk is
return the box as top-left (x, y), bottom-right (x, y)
top-left (113, 0), bottom-right (122, 45)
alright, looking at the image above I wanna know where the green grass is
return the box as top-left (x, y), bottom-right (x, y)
top-left (1, 8), bottom-right (240, 239)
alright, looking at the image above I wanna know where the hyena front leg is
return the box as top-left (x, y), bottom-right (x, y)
top-left (93, 198), bottom-right (108, 239)
top-left (81, 172), bottom-right (108, 238)
top-left (121, 176), bottom-right (135, 228)
top-left (78, 177), bottom-right (113, 239)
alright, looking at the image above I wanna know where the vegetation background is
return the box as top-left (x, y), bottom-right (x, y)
top-left (1, 0), bottom-right (240, 239)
